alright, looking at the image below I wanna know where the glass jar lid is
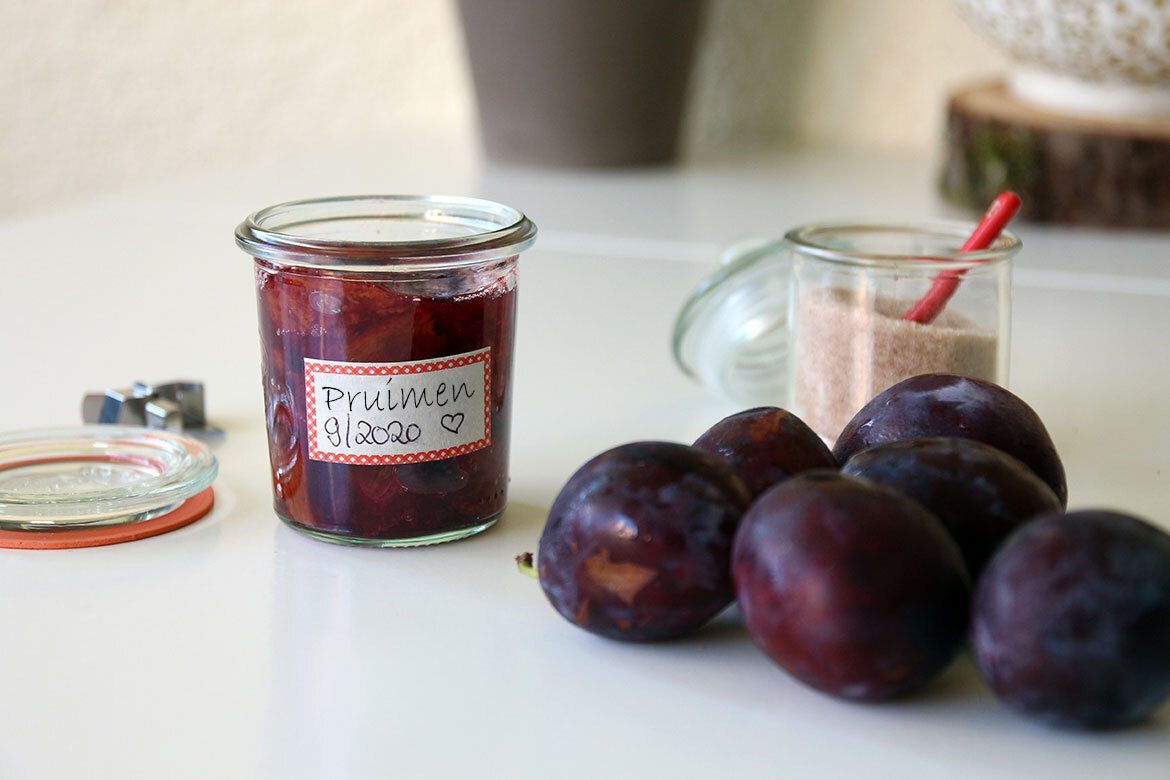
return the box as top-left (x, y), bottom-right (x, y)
top-left (235, 195), bottom-right (538, 272)
top-left (0, 426), bottom-right (218, 530)
top-left (672, 239), bottom-right (792, 405)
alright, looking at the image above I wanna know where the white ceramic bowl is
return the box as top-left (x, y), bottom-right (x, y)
top-left (955, 0), bottom-right (1170, 118)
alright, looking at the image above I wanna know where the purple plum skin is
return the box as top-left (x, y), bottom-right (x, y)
top-left (971, 510), bottom-right (1170, 730)
top-left (841, 437), bottom-right (1061, 577)
top-left (832, 374), bottom-right (1068, 507)
top-left (693, 406), bottom-right (837, 499)
top-left (732, 472), bottom-right (971, 701)
top-left (538, 441), bottom-right (752, 642)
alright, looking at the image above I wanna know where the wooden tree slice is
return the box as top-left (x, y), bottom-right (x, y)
top-left (940, 81), bottom-right (1170, 229)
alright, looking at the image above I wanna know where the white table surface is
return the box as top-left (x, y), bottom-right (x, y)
top-left (1, 138), bottom-right (1168, 779)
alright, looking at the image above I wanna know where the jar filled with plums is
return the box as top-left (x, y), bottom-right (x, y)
top-left (236, 195), bottom-right (537, 546)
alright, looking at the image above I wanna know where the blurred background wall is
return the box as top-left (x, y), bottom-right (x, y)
top-left (0, 0), bottom-right (1005, 216)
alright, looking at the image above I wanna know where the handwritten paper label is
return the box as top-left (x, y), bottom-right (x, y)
top-left (304, 348), bottom-right (490, 465)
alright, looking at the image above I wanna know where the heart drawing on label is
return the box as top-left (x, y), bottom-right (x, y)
top-left (440, 413), bottom-right (465, 434)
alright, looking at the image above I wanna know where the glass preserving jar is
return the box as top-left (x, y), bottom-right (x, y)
top-left (236, 195), bottom-right (537, 546)
top-left (674, 222), bottom-right (1018, 441)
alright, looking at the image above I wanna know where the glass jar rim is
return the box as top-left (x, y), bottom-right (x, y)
top-left (235, 194), bottom-right (537, 271)
top-left (784, 220), bottom-right (1020, 270)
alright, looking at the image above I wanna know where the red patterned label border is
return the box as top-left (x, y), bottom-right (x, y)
top-left (304, 348), bottom-right (491, 466)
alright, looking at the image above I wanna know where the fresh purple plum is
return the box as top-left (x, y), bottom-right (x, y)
top-left (832, 374), bottom-right (1067, 507)
top-left (538, 441), bottom-right (752, 641)
top-left (733, 472), bottom-right (970, 701)
top-left (971, 510), bottom-right (1170, 729)
top-left (841, 437), bottom-right (1061, 577)
top-left (693, 406), bottom-right (837, 499)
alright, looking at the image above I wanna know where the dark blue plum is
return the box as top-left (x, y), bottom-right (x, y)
top-left (832, 374), bottom-right (1068, 507)
top-left (841, 437), bottom-right (1061, 577)
top-left (733, 472), bottom-right (970, 701)
top-left (693, 406), bottom-right (837, 500)
top-left (538, 441), bottom-right (752, 641)
top-left (972, 510), bottom-right (1170, 729)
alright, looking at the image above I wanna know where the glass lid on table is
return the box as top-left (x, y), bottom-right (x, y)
top-left (0, 426), bottom-right (217, 531)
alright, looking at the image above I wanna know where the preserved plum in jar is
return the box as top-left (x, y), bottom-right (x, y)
top-left (237, 195), bottom-right (537, 546)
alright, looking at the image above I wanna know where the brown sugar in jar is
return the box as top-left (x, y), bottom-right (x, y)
top-left (793, 286), bottom-right (998, 440)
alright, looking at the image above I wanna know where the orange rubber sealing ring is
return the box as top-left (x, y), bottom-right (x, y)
top-left (0, 488), bottom-right (215, 550)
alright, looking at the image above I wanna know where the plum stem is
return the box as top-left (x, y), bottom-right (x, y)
top-left (515, 551), bottom-right (537, 578)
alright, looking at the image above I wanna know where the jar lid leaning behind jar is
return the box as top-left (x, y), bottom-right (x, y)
top-left (236, 195), bottom-right (537, 547)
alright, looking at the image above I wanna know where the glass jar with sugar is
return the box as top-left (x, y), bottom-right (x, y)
top-left (674, 222), bottom-right (1017, 441)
